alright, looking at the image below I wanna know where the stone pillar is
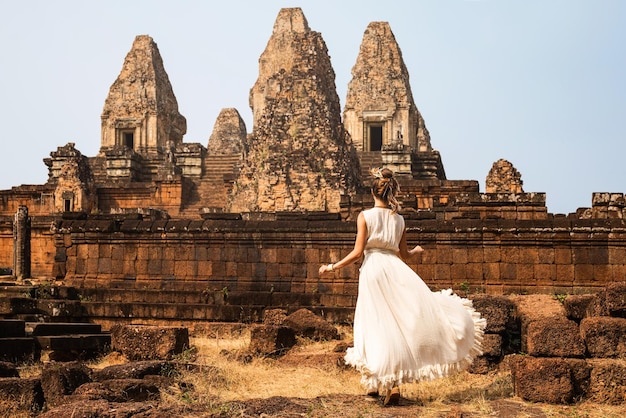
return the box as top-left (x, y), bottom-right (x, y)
top-left (13, 206), bottom-right (31, 280)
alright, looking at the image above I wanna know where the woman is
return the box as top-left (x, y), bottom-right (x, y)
top-left (319, 168), bottom-right (486, 406)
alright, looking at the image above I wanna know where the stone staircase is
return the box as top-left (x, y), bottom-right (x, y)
top-left (0, 280), bottom-right (354, 345)
top-left (0, 282), bottom-right (110, 362)
top-left (179, 154), bottom-right (242, 216)
top-left (357, 151), bottom-right (382, 178)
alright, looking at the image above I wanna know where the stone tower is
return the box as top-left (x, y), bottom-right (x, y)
top-left (100, 35), bottom-right (187, 180)
top-left (207, 108), bottom-right (248, 156)
top-left (486, 159), bottom-right (524, 193)
top-left (229, 8), bottom-right (361, 213)
top-left (344, 22), bottom-right (444, 179)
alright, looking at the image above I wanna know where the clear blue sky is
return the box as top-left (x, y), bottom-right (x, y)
top-left (1, 0), bottom-right (624, 214)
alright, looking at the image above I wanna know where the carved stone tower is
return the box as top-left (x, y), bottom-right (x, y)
top-left (344, 22), bottom-right (444, 179)
top-left (100, 35), bottom-right (187, 180)
top-left (207, 108), bottom-right (248, 156)
top-left (229, 8), bottom-right (361, 213)
top-left (486, 159), bottom-right (524, 193)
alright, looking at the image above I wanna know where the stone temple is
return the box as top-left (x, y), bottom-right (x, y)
top-left (2, 9), bottom-right (626, 410)
top-left (1, 7), bottom-right (625, 320)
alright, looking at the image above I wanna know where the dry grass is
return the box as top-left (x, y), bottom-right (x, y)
top-left (158, 329), bottom-right (626, 417)
top-left (3, 328), bottom-right (626, 417)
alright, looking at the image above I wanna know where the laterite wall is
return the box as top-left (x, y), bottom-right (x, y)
top-left (51, 212), bottom-right (626, 299)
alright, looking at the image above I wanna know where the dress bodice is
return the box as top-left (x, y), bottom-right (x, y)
top-left (363, 207), bottom-right (405, 253)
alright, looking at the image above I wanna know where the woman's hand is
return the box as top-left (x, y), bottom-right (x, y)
top-left (319, 264), bottom-right (334, 275)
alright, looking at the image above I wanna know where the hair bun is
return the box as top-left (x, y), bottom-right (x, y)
top-left (381, 168), bottom-right (394, 179)
top-left (370, 167), bottom-right (395, 179)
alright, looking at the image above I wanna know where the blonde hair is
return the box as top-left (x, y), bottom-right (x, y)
top-left (370, 167), bottom-right (400, 213)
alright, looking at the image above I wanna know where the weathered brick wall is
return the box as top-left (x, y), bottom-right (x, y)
top-left (47, 213), bottom-right (626, 300)
top-left (3, 211), bottom-right (625, 304)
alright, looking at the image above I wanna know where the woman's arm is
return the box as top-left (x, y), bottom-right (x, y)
top-left (319, 212), bottom-right (368, 274)
top-left (398, 229), bottom-right (424, 261)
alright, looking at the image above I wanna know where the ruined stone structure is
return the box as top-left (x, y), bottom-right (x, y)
top-left (486, 159), bottom-right (524, 194)
top-left (343, 21), bottom-right (444, 179)
top-left (99, 35), bottom-right (187, 180)
top-left (207, 108), bottom-right (248, 156)
top-left (0, 7), bottom-right (625, 332)
top-left (229, 8), bottom-right (361, 212)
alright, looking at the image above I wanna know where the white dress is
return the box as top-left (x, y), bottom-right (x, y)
top-left (344, 207), bottom-right (486, 392)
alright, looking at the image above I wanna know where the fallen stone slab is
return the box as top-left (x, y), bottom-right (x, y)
top-left (563, 294), bottom-right (595, 321)
top-left (580, 317), bottom-right (626, 358)
top-left (525, 317), bottom-right (585, 358)
top-left (509, 355), bottom-right (590, 404)
top-left (110, 325), bottom-right (189, 361)
top-left (283, 308), bottom-right (340, 341)
top-left (586, 358), bottom-right (626, 404)
top-left (73, 378), bottom-right (160, 402)
top-left (38, 399), bottom-right (157, 418)
top-left (0, 337), bottom-right (38, 362)
top-left (604, 281), bottom-right (626, 317)
top-left (0, 377), bottom-right (45, 413)
top-left (586, 281), bottom-right (626, 318)
top-left (263, 308), bottom-right (288, 325)
top-left (249, 325), bottom-right (296, 357)
top-left (510, 294), bottom-right (567, 353)
top-left (92, 360), bottom-right (171, 381)
top-left (470, 295), bottom-right (516, 334)
top-left (41, 361), bottom-right (92, 407)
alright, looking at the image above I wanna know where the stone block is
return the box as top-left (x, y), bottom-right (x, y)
top-left (73, 378), bottom-right (160, 402)
top-left (469, 294), bottom-right (515, 334)
top-left (283, 308), bottom-right (340, 341)
top-left (586, 359), bottom-right (626, 404)
top-left (468, 334), bottom-right (503, 374)
top-left (0, 337), bottom-right (38, 362)
top-left (249, 325), bottom-right (296, 357)
top-left (606, 282), bottom-right (626, 318)
top-left (92, 360), bottom-right (170, 381)
top-left (596, 282), bottom-right (626, 317)
top-left (468, 356), bottom-right (491, 374)
top-left (41, 361), bottom-right (92, 407)
top-left (525, 317), bottom-right (585, 358)
top-left (580, 317), bottom-right (626, 358)
top-left (0, 377), bottom-right (44, 413)
top-left (511, 295), bottom-right (566, 349)
top-left (564, 294), bottom-right (595, 320)
top-left (263, 308), bottom-right (287, 326)
top-left (110, 325), bottom-right (189, 360)
top-left (481, 333), bottom-right (503, 357)
top-left (509, 356), bottom-right (588, 404)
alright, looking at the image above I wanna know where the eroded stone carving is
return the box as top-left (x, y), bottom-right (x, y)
top-left (45, 143), bottom-right (97, 213)
top-left (229, 8), bottom-right (361, 213)
top-left (207, 108), bottom-right (248, 156)
top-left (55, 150), bottom-right (97, 213)
top-left (486, 159), bottom-right (524, 194)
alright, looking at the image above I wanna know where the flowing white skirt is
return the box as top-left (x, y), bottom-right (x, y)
top-left (344, 249), bottom-right (486, 392)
